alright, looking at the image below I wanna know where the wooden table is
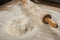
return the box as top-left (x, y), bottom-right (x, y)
top-left (36, 1), bottom-right (60, 12)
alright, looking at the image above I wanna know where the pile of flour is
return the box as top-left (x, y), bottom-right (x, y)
top-left (0, 0), bottom-right (60, 40)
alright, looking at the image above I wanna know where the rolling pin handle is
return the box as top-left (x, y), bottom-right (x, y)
top-left (42, 14), bottom-right (58, 28)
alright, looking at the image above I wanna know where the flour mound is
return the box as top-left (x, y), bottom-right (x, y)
top-left (5, 16), bottom-right (34, 37)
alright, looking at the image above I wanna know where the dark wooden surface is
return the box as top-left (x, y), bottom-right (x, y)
top-left (37, 0), bottom-right (60, 12)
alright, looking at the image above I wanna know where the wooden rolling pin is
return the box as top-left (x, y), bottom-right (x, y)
top-left (43, 14), bottom-right (58, 28)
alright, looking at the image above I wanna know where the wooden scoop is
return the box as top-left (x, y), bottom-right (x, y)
top-left (43, 14), bottom-right (58, 28)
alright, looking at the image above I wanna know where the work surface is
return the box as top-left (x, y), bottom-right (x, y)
top-left (0, 0), bottom-right (60, 40)
top-left (37, 1), bottom-right (60, 12)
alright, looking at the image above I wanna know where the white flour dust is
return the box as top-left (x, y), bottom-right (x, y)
top-left (0, 0), bottom-right (60, 40)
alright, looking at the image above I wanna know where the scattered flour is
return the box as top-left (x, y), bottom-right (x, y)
top-left (0, 0), bottom-right (60, 40)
